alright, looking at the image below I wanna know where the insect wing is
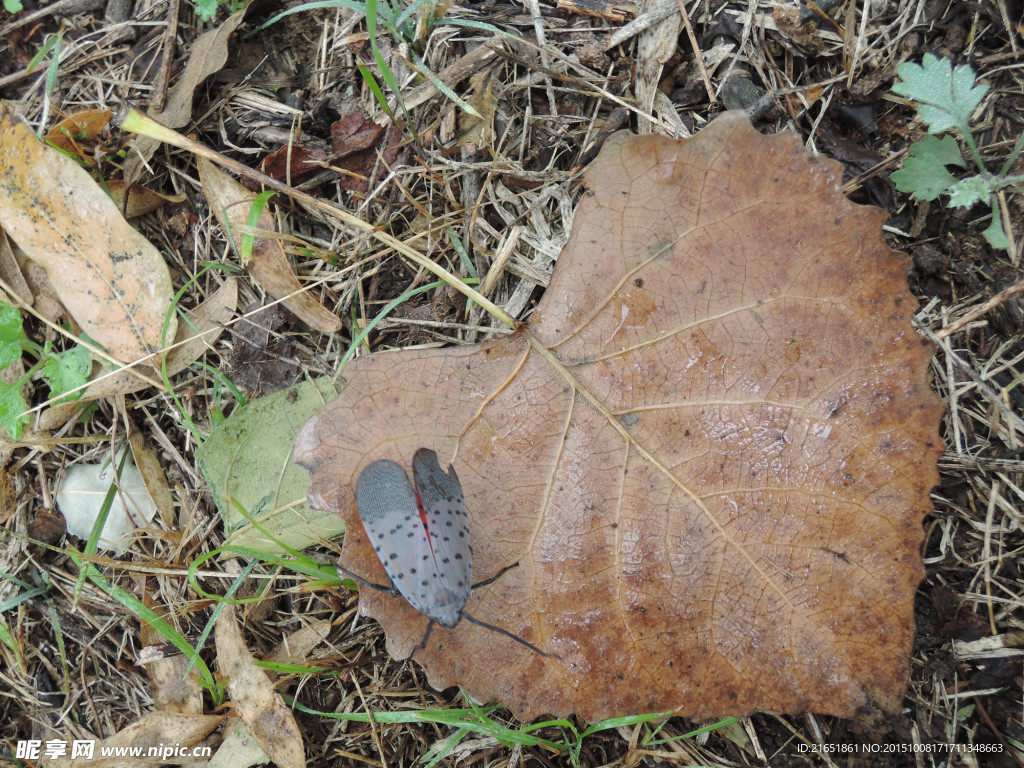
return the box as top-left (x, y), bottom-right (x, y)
top-left (412, 449), bottom-right (473, 603)
top-left (355, 460), bottom-right (444, 620)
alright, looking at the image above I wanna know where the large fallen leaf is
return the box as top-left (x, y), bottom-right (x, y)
top-left (0, 103), bottom-right (175, 364)
top-left (198, 158), bottom-right (342, 333)
top-left (294, 112), bottom-right (943, 722)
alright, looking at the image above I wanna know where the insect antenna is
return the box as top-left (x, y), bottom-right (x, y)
top-left (471, 562), bottom-right (519, 589)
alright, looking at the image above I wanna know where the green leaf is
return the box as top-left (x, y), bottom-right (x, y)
top-left (909, 133), bottom-right (965, 168)
top-left (0, 379), bottom-right (29, 439)
top-left (40, 344), bottom-right (90, 403)
top-left (3, 0), bottom-right (25, 12)
top-left (195, 376), bottom-right (342, 553)
top-left (0, 302), bottom-right (26, 371)
top-left (982, 209), bottom-right (1011, 250)
top-left (891, 135), bottom-right (964, 201)
top-left (892, 53), bottom-right (989, 135)
top-left (193, 0), bottom-right (220, 22)
top-left (947, 175), bottom-right (992, 208)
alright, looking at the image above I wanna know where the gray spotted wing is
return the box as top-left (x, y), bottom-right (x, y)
top-left (411, 448), bottom-right (473, 605)
top-left (355, 458), bottom-right (464, 628)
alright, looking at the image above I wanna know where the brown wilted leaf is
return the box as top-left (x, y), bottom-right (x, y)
top-left (294, 112), bottom-right (943, 722)
top-left (326, 111), bottom-right (399, 194)
top-left (0, 230), bottom-right (31, 307)
top-left (0, 103), bottom-right (176, 365)
top-left (123, 11), bottom-right (246, 183)
top-left (329, 110), bottom-right (385, 157)
top-left (198, 158), bottom-right (342, 334)
top-left (258, 144), bottom-right (327, 189)
top-left (44, 108), bottom-right (112, 161)
top-left (36, 278), bottom-right (237, 430)
top-left (106, 180), bottom-right (186, 218)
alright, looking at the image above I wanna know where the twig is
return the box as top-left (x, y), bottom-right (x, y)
top-left (674, 0), bottom-right (716, 105)
top-left (149, 0), bottom-right (180, 112)
top-left (936, 277), bottom-right (1024, 339)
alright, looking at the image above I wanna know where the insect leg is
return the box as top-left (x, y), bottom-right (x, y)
top-left (404, 619), bottom-right (436, 660)
top-left (336, 565), bottom-right (400, 597)
top-left (459, 611), bottom-right (558, 658)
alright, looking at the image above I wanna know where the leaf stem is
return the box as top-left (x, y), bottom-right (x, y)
top-left (114, 104), bottom-right (516, 330)
top-left (959, 120), bottom-right (986, 173)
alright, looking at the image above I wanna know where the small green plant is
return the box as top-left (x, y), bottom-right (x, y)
top-left (192, 0), bottom-right (247, 22)
top-left (891, 52), bottom-right (1024, 250)
top-left (0, 301), bottom-right (90, 439)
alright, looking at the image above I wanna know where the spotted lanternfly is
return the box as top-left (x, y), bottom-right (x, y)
top-left (344, 448), bottom-right (553, 658)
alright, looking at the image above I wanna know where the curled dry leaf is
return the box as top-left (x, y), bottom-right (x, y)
top-left (294, 113), bottom-right (943, 721)
top-left (198, 158), bottom-right (342, 334)
top-left (215, 605), bottom-right (305, 768)
top-left (44, 108), bottom-right (112, 160)
top-left (106, 180), bottom-right (186, 218)
top-left (0, 104), bottom-right (176, 365)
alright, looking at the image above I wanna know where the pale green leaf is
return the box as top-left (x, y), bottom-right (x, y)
top-left (892, 53), bottom-right (988, 134)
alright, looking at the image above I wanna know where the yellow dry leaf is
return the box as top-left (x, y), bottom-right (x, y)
top-left (0, 103), bottom-right (175, 366)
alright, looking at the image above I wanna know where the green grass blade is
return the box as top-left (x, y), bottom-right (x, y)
top-left (65, 547), bottom-right (218, 694)
top-left (252, 0), bottom-right (367, 33)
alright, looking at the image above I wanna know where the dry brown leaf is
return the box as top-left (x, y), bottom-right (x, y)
top-left (0, 230), bottom-right (32, 306)
top-left (127, 415), bottom-right (174, 528)
top-left (197, 158), bottom-right (342, 333)
top-left (45, 108), bottom-right (112, 160)
top-left (215, 605), bottom-right (304, 768)
top-left (10, 239), bottom-right (65, 322)
top-left (139, 590), bottom-right (204, 715)
top-left (264, 619), bottom-right (334, 666)
top-left (156, 11), bottom-right (246, 130)
top-left (329, 110), bottom-right (385, 157)
top-left (44, 712), bottom-right (223, 768)
top-left (457, 68), bottom-right (499, 149)
top-left (0, 103), bottom-right (176, 365)
top-left (294, 113), bottom-right (943, 721)
top-left (36, 278), bottom-right (237, 431)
